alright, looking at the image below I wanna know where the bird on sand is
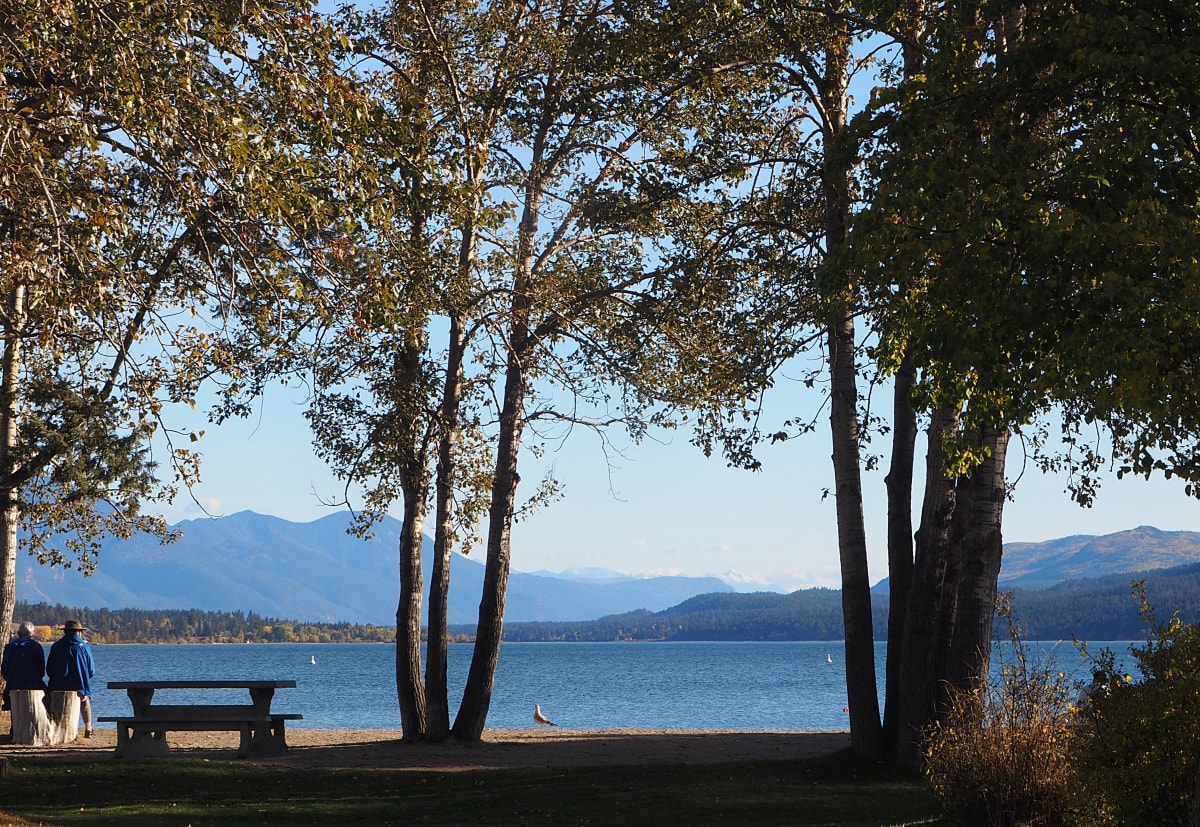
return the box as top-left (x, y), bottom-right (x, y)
top-left (533, 704), bottom-right (557, 727)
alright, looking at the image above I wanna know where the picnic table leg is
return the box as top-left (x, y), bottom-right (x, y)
top-left (113, 722), bottom-right (131, 758)
top-left (245, 687), bottom-right (288, 756)
top-left (114, 688), bottom-right (172, 757)
top-left (125, 688), bottom-right (156, 717)
top-left (267, 717), bottom-right (289, 753)
top-left (248, 686), bottom-right (276, 715)
top-left (236, 723), bottom-right (254, 758)
top-left (243, 718), bottom-right (290, 757)
top-left (116, 724), bottom-right (171, 758)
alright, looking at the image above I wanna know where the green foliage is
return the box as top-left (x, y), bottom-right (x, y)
top-left (846, 0), bottom-right (1200, 495)
top-left (0, 0), bottom-right (376, 571)
top-left (924, 601), bottom-right (1088, 826)
top-left (1072, 588), bottom-right (1200, 825)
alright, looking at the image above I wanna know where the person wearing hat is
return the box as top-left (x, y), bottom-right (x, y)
top-left (46, 620), bottom-right (96, 739)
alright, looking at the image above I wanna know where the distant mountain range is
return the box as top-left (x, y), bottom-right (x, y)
top-left (999, 525), bottom-right (1200, 589)
top-left (16, 511), bottom-right (732, 625)
top-left (16, 514), bottom-right (1200, 627)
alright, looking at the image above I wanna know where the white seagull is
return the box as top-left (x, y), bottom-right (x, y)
top-left (533, 704), bottom-right (557, 727)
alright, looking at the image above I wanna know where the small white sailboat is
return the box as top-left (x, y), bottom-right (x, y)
top-left (310, 655), bottom-right (317, 665)
top-left (826, 653), bottom-right (833, 663)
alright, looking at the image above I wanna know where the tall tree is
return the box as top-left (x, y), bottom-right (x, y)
top-left (663, 0), bottom-right (1199, 768)
top-left (815, 8), bottom-right (885, 758)
top-left (838, 0), bottom-right (1031, 764)
top-left (696, 0), bottom-right (891, 756)
top-left (297, 0), bottom-right (795, 741)
top-left (686, 0), bottom-right (1027, 761)
top-left (0, 0), bottom-right (372, 670)
top-left (426, 0), bottom-right (775, 740)
top-left (845, 0), bottom-right (1200, 763)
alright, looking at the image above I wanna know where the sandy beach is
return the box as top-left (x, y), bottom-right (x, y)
top-left (1, 727), bottom-right (852, 770)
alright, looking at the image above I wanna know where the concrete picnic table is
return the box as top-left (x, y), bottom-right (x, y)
top-left (100, 680), bottom-right (301, 758)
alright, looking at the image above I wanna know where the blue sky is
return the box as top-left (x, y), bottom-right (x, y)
top-left (153, 374), bottom-right (1200, 593)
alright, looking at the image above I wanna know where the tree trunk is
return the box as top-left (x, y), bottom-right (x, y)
top-left (452, 135), bottom-right (545, 739)
top-left (393, 340), bottom-right (431, 741)
top-left (0, 494), bottom-right (18, 669)
top-left (942, 424), bottom-right (1010, 692)
top-left (395, 488), bottom-right (428, 740)
top-left (828, 310), bottom-right (882, 757)
top-left (7, 689), bottom-right (53, 746)
top-left (451, 348), bottom-right (525, 740)
top-left (882, 0), bottom-right (927, 758)
top-left (820, 20), bottom-right (882, 758)
top-left (892, 411), bottom-right (1012, 768)
top-left (425, 312), bottom-right (466, 741)
top-left (0, 283), bottom-right (25, 676)
top-left (881, 353), bottom-right (917, 750)
top-left (893, 404), bottom-right (960, 767)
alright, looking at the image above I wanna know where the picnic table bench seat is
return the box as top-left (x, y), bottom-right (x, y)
top-left (101, 681), bottom-right (301, 759)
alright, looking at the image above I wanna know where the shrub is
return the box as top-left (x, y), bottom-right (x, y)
top-left (924, 598), bottom-right (1086, 826)
top-left (1072, 586), bottom-right (1200, 826)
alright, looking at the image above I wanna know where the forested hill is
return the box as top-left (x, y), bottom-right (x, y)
top-left (20, 518), bottom-right (1200, 628)
top-left (497, 563), bottom-right (1200, 642)
top-left (1007, 562), bottom-right (1200, 640)
top-left (496, 589), bottom-right (861, 642)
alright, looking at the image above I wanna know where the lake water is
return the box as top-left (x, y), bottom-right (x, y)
top-left (82, 640), bottom-right (1137, 731)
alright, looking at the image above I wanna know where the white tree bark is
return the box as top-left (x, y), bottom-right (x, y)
top-left (8, 689), bottom-right (53, 745)
top-left (45, 691), bottom-right (81, 743)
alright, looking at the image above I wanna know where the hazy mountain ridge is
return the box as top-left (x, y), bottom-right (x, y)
top-left (999, 525), bottom-right (1200, 589)
top-left (17, 511), bottom-right (732, 625)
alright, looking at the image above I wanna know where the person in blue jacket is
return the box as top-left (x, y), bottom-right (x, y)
top-left (46, 620), bottom-right (95, 738)
top-left (2, 621), bottom-right (47, 713)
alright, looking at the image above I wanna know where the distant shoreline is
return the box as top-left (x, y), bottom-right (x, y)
top-left (20, 576), bottom-right (1182, 642)
top-left (16, 598), bottom-right (1164, 646)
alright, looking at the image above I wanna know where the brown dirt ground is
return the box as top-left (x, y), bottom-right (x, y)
top-left (1, 726), bottom-right (851, 771)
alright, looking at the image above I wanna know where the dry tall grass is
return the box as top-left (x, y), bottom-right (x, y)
top-left (924, 599), bottom-right (1089, 826)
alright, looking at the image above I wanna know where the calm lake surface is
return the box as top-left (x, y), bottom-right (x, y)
top-left (82, 640), bottom-right (1137, 731)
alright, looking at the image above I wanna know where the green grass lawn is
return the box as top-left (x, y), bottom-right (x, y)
top-left (0, 750), bottom-right (942, 826)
